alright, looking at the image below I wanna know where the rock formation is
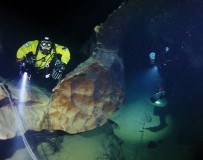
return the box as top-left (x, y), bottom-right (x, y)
top-left (0, 1), bottom-right (135, 139)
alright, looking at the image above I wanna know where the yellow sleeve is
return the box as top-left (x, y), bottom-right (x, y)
top-left (16, 40), bottom-right (39, 60)
top-left (55, 44), bottom-right (71, 64)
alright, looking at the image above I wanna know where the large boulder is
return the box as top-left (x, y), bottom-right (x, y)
top-left (48, 50), bottom-right (125, 133)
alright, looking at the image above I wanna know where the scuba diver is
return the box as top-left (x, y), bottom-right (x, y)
top-left (16, 37), bottom-right (70, 81)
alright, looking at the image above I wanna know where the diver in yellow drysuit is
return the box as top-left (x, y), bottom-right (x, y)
top-left (16, 37), bottom-right (70, 80)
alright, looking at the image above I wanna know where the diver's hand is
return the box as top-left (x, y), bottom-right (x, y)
top-left (17, 60), bottom-right (31, 78)
top-left (52, 64), bottom-right (65, 80)
top-left (17, 60), bottom-right (26, 69)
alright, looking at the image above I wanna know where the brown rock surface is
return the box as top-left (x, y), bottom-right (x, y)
top-left (49, 62), bottom-right (124, 133)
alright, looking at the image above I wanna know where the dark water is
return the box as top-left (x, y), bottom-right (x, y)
top-left (0, 0), bottom-right (203, 159)
top-left (121, 1), bottom-right (203, 159)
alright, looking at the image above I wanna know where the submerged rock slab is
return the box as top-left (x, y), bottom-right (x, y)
top-left (0, 78), bottom-right (50, 139)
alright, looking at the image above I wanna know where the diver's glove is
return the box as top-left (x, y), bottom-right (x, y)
top-left (17, 59), bottom-right (27, 74)
top-left (52, 61), bottom-right (65, 80)
top-left (17, 60), bottom-right (26, 69)
top-left (17, 58), bottom-right (33, 79)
